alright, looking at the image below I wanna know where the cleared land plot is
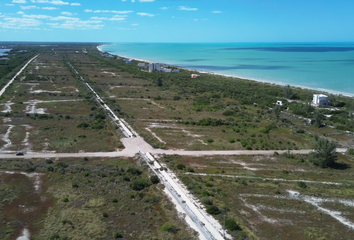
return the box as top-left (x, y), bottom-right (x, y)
top-left (0, 157), bottom-right (198, 240)
top-left (0, 53), bottom-right (122, 153)
top-left (159, 153), bottom-right (354, 239)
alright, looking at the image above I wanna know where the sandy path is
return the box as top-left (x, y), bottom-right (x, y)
top-left (0, 55), bottom-right (39, 97)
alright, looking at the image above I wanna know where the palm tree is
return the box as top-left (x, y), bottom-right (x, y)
top-left (310, 137), bottom-right (337, 168)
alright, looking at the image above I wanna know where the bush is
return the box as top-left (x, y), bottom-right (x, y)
top-left (63, 197), bottom-right (69, 202)
top-left (225, 219), bottom-right (241, 231)
top-left (347, 148), bottom-right (354, 156)
top-left (228, 138), bottom-right (235, 143)
top-left (46, 159), bottom-right (53, 164)
top-left (114, 232), bottom-right (123, 238)
top-left (206, 205), bottom-right (221, 215)
top-left (130, 180), bottom-right (148, 191)
top-left (127, 167), bottom-right (142, 175)
top-left (77, 122), bottom-right (89, 129)
top-left (201, 197), bottom-right (213, 205)
top-left (103, 212), bottom-right (108, 218)
top-left (206, 138), bottom-right (214, 143)
top-left (297, 181), bottom-right (307, 189)
top-left (112, 198), bottom-right (118, 203)
top-left (222, 110), bottom-right (235, 116)
top-left (160, 222), bottom-right (179, 234)
top-left (150, 175), bottom-right (160, 184)
top-left (176, 164), bottom-right (186, 170)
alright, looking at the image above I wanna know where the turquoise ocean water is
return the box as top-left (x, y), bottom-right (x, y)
top-left (101, 43), bottom-right (354, 96)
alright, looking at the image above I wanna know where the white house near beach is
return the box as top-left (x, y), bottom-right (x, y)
top-left (312, 94), bottom-right (328, 106)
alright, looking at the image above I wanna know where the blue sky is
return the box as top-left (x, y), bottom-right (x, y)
top-left (0, 0), bottom-right (353, 42)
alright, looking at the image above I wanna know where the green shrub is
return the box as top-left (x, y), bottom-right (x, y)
top-left (150, 175), bottom-right (160, 184)
top-left (297, 181), bottom-right (307, 189)
top-left (206, 205), bottom-right (221, 215)
top-left (222, 110), bottom-right (235, 116)
top-left (228, 138), bottom-right (235, 143)
top-left (112, 198), bottom-right (118, 203)
top-left (160, 222), bottom-right (179, 233)
top-left (77, 122), bottom-right (89, 129)
top-left (201, 197), bottom-right (213, 205)
top-left (63, 197), bottom-right (69, 202)
top-left (225, 219), bottom-right (241, 231)
top-left (130, 180), bottom-right (147, 191)
top-left (114, 232), bottom-right (123, 238)
top-left (176, 164), bottom-right (186, 170)
top-left (206, 138), bottom-right (214, 143)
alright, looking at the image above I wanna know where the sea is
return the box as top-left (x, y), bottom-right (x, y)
top-left (100, 43), bottom-right (354, 96)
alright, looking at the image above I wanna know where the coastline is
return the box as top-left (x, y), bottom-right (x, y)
top-left (97, 45), bottom-right (354, 98)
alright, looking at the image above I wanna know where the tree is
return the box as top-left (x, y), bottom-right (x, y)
top-left (273, 105), bottom-right (281, 120)
top-left (150, 175), bottom-right (160, 184)
top-left (310, 137), bottom-right (337, 168)
top-left (157, 77), bottom-right (163, 87)
top-left (314, 110), bottom-right (325, 128)
top-left (284, 85), bottom-right (294, 99)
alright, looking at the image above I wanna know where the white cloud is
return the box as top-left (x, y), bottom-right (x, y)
top-left (0, 17), bottom-right (42, 29)
top-left (47, 19), bottom-right (104, 29)
top-left (71, 2), bottom-right (80, 5)
top-left (42, 7), bottom-right (57, 10)
top-left (30, 0), bottom-right (69, 5)
top-left (51, 16), bottom-right (78, 21)
top-left (23, 14), bottom-right (51, 18)
top-left (178, 6), bottom-right (198, 11)
top-left (160, 7), bottom-right (168, 10)
top-left (137, 12), bottom-right (154, 17)
top-left (17, 11), bottom-right (25, 14)
top-left (212, 11), bottom-right (222, 14)
top-left (93, 10), bottom-right (133, 14)
top-left (61, 11), bottom-right (73, 16)
top-left (109, 17), bottom-right (125, 21)
top-left (84, 9), bottom-right (92, 12)
top-left (91, 17), bottom-right (107, 20)
top-left (13, 0), bottom-right (26, 3)
top-left (6, 4), bottom-right (15, 6)
top-left (20, 5), bottom-right (39, 9)
top-left (139, 0), bottom-right (154, 2)
top-left (131, 23), bottom-right (138, 26)
top-left (113, 15), bottom-right (127, 18)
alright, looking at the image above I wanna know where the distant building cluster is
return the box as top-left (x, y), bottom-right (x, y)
top-left (146, 62), bottom-right (180, 73)
top-left (312, 94), bottom-right (328, 106)
top-left (100, 53), bottom-right (114, 58)
top-left (191, 74), bottom-right (200, 78)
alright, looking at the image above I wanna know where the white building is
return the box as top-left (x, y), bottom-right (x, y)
top-left (172, 69), bottom-right (180, 73)
top-left (276, 101), bottom-right (283, 106)
top-left (191, 74), bottom-right (200, 78)
top-left (149, 63), bottom-right (161, 72)
top-left (312, 94), bottom-right (328, 106)
top-left (138, 63), bottom-right (146, 67)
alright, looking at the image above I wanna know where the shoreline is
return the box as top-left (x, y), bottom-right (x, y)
top-left (97, 44), bottom-right (354, 98)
